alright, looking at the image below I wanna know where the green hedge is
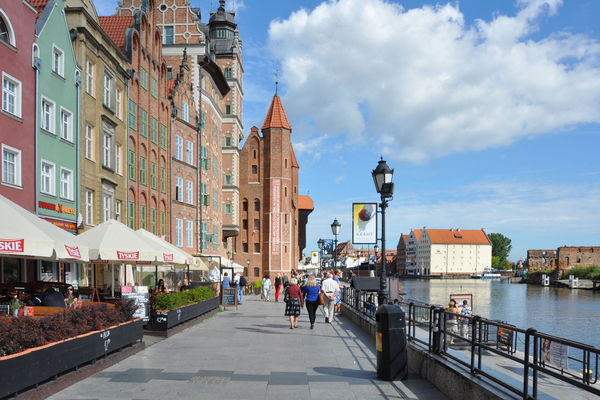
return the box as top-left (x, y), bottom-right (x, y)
top-left (564, 265), bottom-right (600, 280)
top-left (155, 287), bottom-right (215, 311)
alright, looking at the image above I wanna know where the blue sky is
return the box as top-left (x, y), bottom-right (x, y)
top-left (95, 0), bottom-right (600, 262)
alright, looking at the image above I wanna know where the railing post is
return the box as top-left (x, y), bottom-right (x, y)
top-left (532, 331), bottom-right (538, 399)
top-left (432, 307), bottom-right (443, 354)
top-left (523, 328), bottom-right (536, 399)
top-left (408, 302), bottom-right (415, 341)
top-left (471, 315), bottom-right (479, 374)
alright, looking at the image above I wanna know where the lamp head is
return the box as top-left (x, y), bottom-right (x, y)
top-left (331, 218), bottom-right (341, 236)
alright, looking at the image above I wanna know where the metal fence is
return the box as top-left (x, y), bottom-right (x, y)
top-left (341, 287), bottom-right (599, 399)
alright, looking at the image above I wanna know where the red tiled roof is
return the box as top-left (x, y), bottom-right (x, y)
top-left (98, 16), bottom-right (133, 52)
top-left (298, 195), bottom-right (313, 210)
top-left (30, 0), bottom-right (49, 21)
top-left (262, 94), bottom-right (291, 130)
top-left (412, 229), bottom-right (423, 241)
top-left (426, 229), bottom-right (490, 245)
top-left (290, 145), bottom-right (299, 168)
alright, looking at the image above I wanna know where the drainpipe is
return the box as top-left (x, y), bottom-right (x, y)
top-left (75, 71), bottom-right (81, 234)
top-left (33, 53), bottom-right (41, 282)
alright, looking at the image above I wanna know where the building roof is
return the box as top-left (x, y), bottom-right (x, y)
top-left (30, 0), bottom-right (49, 22)
top-left (412, 229), bottom-right (423, 241)
top-left (98, 15), bottom-right (133, 52)
top-left (290, 145), bottom-right (299, 168)
top-left (298, 195), bottom-right (313, 210)
top-left (397, 234), bottom-right (408, 247)
top-left (426, 229), bottom-right (490, 245)
top-left (262, 94), bottom-right (291, 130)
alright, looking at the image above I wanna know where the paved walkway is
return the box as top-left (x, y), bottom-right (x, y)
top-left (49, 294), bottom-right (447, 400)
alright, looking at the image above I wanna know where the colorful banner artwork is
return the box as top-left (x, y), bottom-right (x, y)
top-left (352, 203), bottom-right (377, 244)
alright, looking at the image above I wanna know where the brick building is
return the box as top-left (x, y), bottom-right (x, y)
top-left (528, 246), bottom-right (600, 274)
top-left (236, 94), bottom-right (299, 279)
top-left (396, 234), bottom-right (408, 275)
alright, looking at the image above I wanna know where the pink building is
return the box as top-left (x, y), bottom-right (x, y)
top-left (0, 1), bottom-right (37, 210)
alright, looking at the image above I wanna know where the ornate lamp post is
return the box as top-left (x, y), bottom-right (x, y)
top-left (374, 244), bottom-right (380, 276)
top-left (317, 239), bottom-right (324, 273)
top-left (331, 219), bottom-right (341, 270)
top-left (246, 259), bottom-right (250, 277)
top-left (372, 157), bottom-right (394, 306)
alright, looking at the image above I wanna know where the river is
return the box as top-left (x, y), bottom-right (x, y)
top-left (399, 278), bottom-right (600, 349)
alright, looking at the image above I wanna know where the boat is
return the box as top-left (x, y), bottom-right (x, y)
top-left (471, 268), bottom-right (502, 279)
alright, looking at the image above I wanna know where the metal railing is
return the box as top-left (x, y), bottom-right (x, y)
top-left (341, 287), bottom-right (599, 399)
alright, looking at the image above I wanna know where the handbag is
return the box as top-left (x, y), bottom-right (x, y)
top-left (318, 292), bottom-right (325, 305)
top-left (284, 288), bottom-right (290, 304)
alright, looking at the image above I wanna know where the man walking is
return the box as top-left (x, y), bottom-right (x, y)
top-left (233, 272), bottom-right (243, 304)
top-left (320, 272), bottom-right (339, 323)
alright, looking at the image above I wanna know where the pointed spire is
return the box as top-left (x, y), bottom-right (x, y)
top-left (219, 0), bottom-right (226, 11)
top-left (262, 94), bottom-right (292, 130)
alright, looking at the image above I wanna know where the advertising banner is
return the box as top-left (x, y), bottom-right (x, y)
top-left (543, 339), bottom-right (569, 369)
top-left (352, 203), bottom-right (377, 244)
top-left (121, 286), bottom-right (149, 322)
top-left (321, 239), bottom-right (334, 258)
top-left (271, 179), bottom-right (281, 255)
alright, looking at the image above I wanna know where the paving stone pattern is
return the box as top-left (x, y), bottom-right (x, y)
top-left (48, 295), bottom-right (448, 400)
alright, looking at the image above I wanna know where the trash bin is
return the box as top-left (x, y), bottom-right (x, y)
top-left (376, 304), bottom-right (408, 381)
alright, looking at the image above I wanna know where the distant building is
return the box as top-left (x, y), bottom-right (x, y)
top-left (406, 229), bottom-right (423, 275)
top-left (298, 195), bottom-right (314, 262)
top-left (417, 228), bottom-right (492, 276)
top-left (528, 246), bottom-right (600, 275)
top-left (396, 234), bottom-right (408, 275)
top-left (526, 249), bottom-right (557, 270)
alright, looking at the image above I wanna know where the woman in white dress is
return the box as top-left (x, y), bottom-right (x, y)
top-left (262, 274), bottom-right (272, 301)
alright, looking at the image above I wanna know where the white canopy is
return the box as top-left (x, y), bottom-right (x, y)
top-left (136, 228), bottom-right (196, 265)
top-left (77, 219), bottom-right (162, 263)
top-left (0, 194), bottom-right (88, 261)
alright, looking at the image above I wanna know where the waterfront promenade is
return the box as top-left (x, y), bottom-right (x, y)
top-left (48, 295), bottom-right (447, 400)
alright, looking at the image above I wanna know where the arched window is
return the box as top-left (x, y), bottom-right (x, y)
top-left (254, 200), bottom-right (260, 211)
top-left (0, 10), bottom-right (15, 46)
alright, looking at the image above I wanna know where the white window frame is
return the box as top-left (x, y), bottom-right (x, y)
top-left (175, 176), bottom-right (183, 201)
top-left (186, 140), bottom-right (193, 164)
top-left (40, 160), bottom-right (55, 195)
top-left (1, 144), bottom-right (21, 187)
top-left (102, 130), bottom-right (113, 169)
top-left (102, 192), bottom-right (113, 222)
top-left (2, 72), bottom-right (21, 117)
top-left (60, 107), bottom-right (73, 142)
top-left (52, 45), bottom-right (64, 77)
top-left (85, 59), bottom-right (94, 96)
top-left (41, 97), bottom-right (55, 133)
top-left (59, 167), bottom-right (73, 201)
top-left (182, 101), bottom-right (189, 122)
top-left (115, 200), bottom-right (121, 221)
top-left (115, 143), bottom-right (122, 175)
top-left (175, 135), bottom-right (183, 160)
top-left (85, 124), bottom-right (94, 160)
top-left (0, 10), bottom-right (16, 47)
top-left (115, 88), bottom-right (122, 119)
top-left (85, 190), bottom-right (94, 225)
top-left (175, 218), bottom-right (183, 247)
top-left (186, 220), bottom-right (193, 248)
top-left (103, 70), bottom-right (113, 109)
top-left (186, 180), bottom-right (193, 204)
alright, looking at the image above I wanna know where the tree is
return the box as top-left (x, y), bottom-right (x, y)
top-left (488, 233), bottom-right (512, 262)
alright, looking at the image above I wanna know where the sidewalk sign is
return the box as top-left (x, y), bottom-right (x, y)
top-left (222, 287), bottom-right (238, 310)
top-left (121, 285), bottom-right (149, 321)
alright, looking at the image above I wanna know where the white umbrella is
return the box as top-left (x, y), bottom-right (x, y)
top-left (136, 228), bottom-right (195, 265)
top-left (0, 194), bottom-right (88, 261)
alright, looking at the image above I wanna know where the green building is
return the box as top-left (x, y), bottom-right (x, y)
top-left (34, 0), bottom-right (80, 236)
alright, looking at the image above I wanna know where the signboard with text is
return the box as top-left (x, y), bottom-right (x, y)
top-left (352, 203), bottom-right (377, 244)
top-left (271, 179), bottom-right (281, 255)
top-left (121, 286), bottom-right (149, 321)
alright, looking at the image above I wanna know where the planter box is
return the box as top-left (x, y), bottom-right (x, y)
top-left (0, 319), bottom-right (143, 398)
top-left (150, 297), bottom-right (219, 331)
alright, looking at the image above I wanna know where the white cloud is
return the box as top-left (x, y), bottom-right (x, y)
top-left (268, 0), bottom-right (600, 162)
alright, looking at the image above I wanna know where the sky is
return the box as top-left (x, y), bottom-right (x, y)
top-left (94, 0), bottom-right (600, 262)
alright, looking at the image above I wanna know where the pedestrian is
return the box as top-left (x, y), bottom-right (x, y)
top-left (274, 273), bottom-right (282, 302)
top-left (156, 279), bottom-right (168, 294)
top-left (233, 272), bottom-right (243, 304)
top-left (446, 299), bottom-right (460, 344)
top-left (282, 273), bottom-right (289, 289)
top-left (262, 274), bottom-right (272, 301)
top-left (302, 275), bottom-right (320, 329)
top-left (284, 278), bottom-right (304, 329)
top-left (209, 266), bottom-right (221, 297)
top-left (333, 270), bottom-right (342, 314)
top-left (460, 300), bottom-right (472, 338)
top-left (222, 272), bottom-right (231, 289)
top-left (320, 272), bottom-right (339, 323)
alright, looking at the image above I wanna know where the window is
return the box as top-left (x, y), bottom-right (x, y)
top-left (224, 136), bottom-right (232, 147)
top-left (160, 124), bottom-right (167, 149)
top-left (140, 108), bottom-right (148, 137)
top-left (161, 211), bottom-right (166, 236)
top-left (243, 201), bottom-right (248, 211)
top-left (140, 156), bottom-right (146, 185)
top-left (285, 159), bottom-right (288, 168)
top-left (160, 167), bottom-right (166, 193)
top-left (224, 174), bottom-right (232, 185)
top-left (201, 222), bottom-right (208, 250)
top-left (254, 219), bottom-right (260, 230)
top-left (128, 99), bottom-right (137, 129)
top-left (60, 108), bottom-right (73, 142)
top-left (102, 191), bottom-right (113, 222)
top-left (224, 67), bottom-right (232, 79)
top-left (242, 243), bottom-right (248, 253)
top-left (52, 46), bottom-right (64, 77)
top-left (116, 200), bottom-right (122, 221)
top-left (2, 73), bottom-right (21, 117)
top-left (164, 26), bottom-right (174, 44)
top-left (186, 180), bottom-right (193, 204)
top-left (284, 186), bottom-right (288, 197)
top-left (140, 204), bottom-right (146, 229)
top-left (2, 145), bottom-right (21, 186)
top-left (40, 160), bottom-right (55, 195)
top-left (41, 98), bottom-right (55, 133)
top-left (151, 77), bottom-right (157, 98)
top-left (167, 67), bottom-right (172, 81)
top-left (128, 201), bottom-right (135, 228)
top-left (213, 189), bottom-right (218, 211)
top-left (85, 59), bottom-right (94, 96)
top-left (85, 190), bottom-right (93, 225)
top-left (115, 144), bottom-right (122, 175)
top-left (251, 165), bottom-right (257, 174)
top-left (0, 15), bottom-right (13, 44)
top-left (253, 150), bottom-right (257, 159)
top-left (201, 146), bottom-right (209, 169)
top-left (101, 127), bottom-right (113, 169)
top-left (140, 68), bottom-right (147, 90)
top-left (150, 162), bottom-right (156, 189)
top-left (254, 243), bottom-right (260, 253)
top-left (84, 124), bottom-right (94, 160)
top-left (186, 220), bottom-right (193, 248)
top-left (151, 117), bottom-right (158, 144)
top-left (127, 150), bottom-right (135, 181)
top-left (60, 168), bottom-right (73, 200)
top-left (200, 76), bottom-right (205, 90)
top-left (242, 219), bottom-right (248, 229)
top-left (201, 183), bottom-right (208, 206)
top-left (213, 225), bottom-right (218, 251)
top-left (254, 200), bottom-right (260, 211)
top-left (254, 267), bottom-right (259, 277)
top-left (103, 71), bottom-right (114, 109)
top-left (175, 218), bottom-right (183, 247)
top-left (150, 208), bottom-right (156, 233)
top-left (175, 177), bottom-right (183, 201)
top-left (175, 136), bottom-right (183, 160)
top-left (225, 104), bottom-right (231, 115)
top-left (182, 101), bottom-right (189, 122)
top-left (200, 112), bottom-right (205, 129)
top-left (186, 140), bottom-right (193, 164)
top-left (225, 203), bottom-right (232, 215)
top-left (116, 89), bottom-right (122, 119)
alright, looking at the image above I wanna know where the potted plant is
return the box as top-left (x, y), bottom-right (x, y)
top-left (9, 298), bottom-right (21, 317)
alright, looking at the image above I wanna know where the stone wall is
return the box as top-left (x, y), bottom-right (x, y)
top-left (527, 249), bottom-right (557, 271)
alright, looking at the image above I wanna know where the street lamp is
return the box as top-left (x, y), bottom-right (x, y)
top-left (331, 218), bottom-right (341, 270)
top-left (374, 244), bottom-right (380, 276)
top-left (317, 239), bottom-right (324, 273)
top-left (246, 259), bottom-right (250, 277)
top-left (372, 157), bottom-right (394, 306)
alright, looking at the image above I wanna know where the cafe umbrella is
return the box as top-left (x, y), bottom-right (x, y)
top-left (77, 220), bottom-right (163, 296)
top-left (0, 193), bottom-right (88, 262)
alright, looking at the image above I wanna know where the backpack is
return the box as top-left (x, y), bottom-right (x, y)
top-left (239, 275), bottom-right (247, 286)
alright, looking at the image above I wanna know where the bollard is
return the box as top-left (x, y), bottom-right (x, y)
top-left (376, 304), bottom-right (408, 381)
